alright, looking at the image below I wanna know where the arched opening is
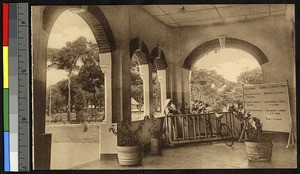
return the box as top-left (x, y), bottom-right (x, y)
top-left (182, 38), bottom-right (269, 108)
top-left (130, 53), bottom-right (145, 121)
top-left (190, 48), bottom-right (263, 113)
top-left (151, 62), bottom-right (161, 116)
top-left (45, 10), bottom-right (105, 169)
top-left (130, 38), bottom-right (151, 121)
top-left (151, 47), bottom-right (168, 116)
top-left (32, 6), bottom-right (116, 169)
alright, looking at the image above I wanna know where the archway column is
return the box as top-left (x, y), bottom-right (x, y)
top-left (157, 70), bottom-right (167, 114)
top-left (99, 53), bottom-right (112, 124)
top-left (32, 7), bottom-right (52, 170)
top-left (99, 53), bottom-right (117, 160)
top-left (139, 64), bottom-right (151, 116)
top-left (181, 68), bottom-right (191, 108)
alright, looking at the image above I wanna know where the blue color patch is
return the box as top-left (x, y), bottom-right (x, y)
top-left (4, 132), bottom-right (10, 171)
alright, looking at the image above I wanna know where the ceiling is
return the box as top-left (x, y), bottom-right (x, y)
top-left (142, 4), bottom-right (288, 27)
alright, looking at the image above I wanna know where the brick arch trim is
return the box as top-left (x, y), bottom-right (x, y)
top-left (43, 6), bottom-right (116, 53)
top-left (182, 38), bottom-right (269, 70)
top-left (151, 47), bottom-right (168, 70)
top-left (130, 38), bottom-right (150, 65)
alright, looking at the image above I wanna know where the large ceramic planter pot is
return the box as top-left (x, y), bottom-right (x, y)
top-left (245, 141), bottom-right (273, 161)
top-left (117, 145), bottom-right (143, 166)
top-left (151, 138), bottom-right (161, 155)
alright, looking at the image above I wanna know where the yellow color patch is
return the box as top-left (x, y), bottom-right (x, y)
top-left (3, 46), bottom-right (9, 88)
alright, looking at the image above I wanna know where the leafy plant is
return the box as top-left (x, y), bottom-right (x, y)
top-left (109, 120), bottom-right (144, 146)
top-left (243, 112), bottom-right (263, 142)
top-left (232, 109), bottom-right (263, 142)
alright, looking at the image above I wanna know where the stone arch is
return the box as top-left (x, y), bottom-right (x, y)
top-left (151, 47), bottom-right (168, 70)
top-left (34, 6), bottom-right (117, 167)
top-left (43, 5), bottom-right (116, 53)
top-left (182, 37), bottom-right (269, 70)
top-left (129, 38), bottom-right (152, 118)
top-left (130, 37), bottom-right (151, 64)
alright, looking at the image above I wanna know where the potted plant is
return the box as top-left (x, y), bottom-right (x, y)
top-left (108, 120), bottom-right (144, 166)
top-left (148, 117), bottom-right (161, 155)
top-left (242, 112), bottom-right (273, 162)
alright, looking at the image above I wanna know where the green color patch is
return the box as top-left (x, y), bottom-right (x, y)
top-left (3, 88), bottom-right (9, 131)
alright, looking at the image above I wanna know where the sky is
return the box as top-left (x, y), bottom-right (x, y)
top-left (47, 10), bottom-right (261, 86)
top-left (194, 48), bottom-right (261, 82)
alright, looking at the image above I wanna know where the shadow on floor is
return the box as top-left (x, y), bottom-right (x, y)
top-left (71, 140), bottom-right (297, 170)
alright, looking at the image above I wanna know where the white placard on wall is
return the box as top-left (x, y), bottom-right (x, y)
top-left (243, 82), bottom-right (291, 133)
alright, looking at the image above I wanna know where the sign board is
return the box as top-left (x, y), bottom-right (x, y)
top-left (243, 82), bottom-right (291, 133)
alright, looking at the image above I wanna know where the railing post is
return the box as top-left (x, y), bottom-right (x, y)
top-left (204, 114), bottom-right (208, 138)
top-left (197, 115), bottom-right (201, 139)
top-left (174, 116), bottom-right (178, 141)
top-left (193, 116), bottom-right (196, 139)
top-left (186, 116), bottom-right (190, 140)
top-left (182, 117), bottom-right (185, 140)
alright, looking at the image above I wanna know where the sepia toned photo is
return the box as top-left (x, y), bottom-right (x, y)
top-left (31, 4), bottom-right (296, 170)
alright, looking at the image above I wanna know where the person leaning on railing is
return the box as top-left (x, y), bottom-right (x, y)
top-left (162, 99), bottom-right (178, 146)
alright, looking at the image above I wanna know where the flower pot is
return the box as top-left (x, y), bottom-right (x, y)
top-left (151, 138), bottom-right (161, 155)
top-left (245, 141), bottom-right (273, 161)
top-left (117, 145), bottom-right (143, 166)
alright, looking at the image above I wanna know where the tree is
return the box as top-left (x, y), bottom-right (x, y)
top-left (77, 42), bottom-right (105, 112)
top-left (73, 89), bottom-right (86, 122)
top-left (46, 85), bottom-right (66, 115)
top-left (190, 68), bottom-right (243, 112)
top-left (237, 67), bottom-right (263, 85)
top-left (130, 55), bottom-right (143, 105)
top-left (56, 75), bottom-right (82, 113)
top-left (152, 64), bottom-right (161, 112)
top-left (47, 36), bottom-right (90, 121)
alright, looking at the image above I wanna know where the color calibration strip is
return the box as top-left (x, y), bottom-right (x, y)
top-left (9, 3), bottom-right (19, 172)
top-left (3, 3), bottom-right (29, 172)
top-left (3, 2), bottom-right (10, 172)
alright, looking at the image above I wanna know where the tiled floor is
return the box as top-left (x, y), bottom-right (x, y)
top-left (71, 140), bottom-right (297, 170)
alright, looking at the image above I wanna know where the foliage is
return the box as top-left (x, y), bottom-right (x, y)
top-left (73, 90), bottom-right (86, 115)
top-left (46, 86), bottom-right (66, 114)
top-left (77, 42), bottom-right (105, 111)
top-left (109, 120), bottom-right (144, 146)
top-left (190, 68), bottom-right (243, 112)
top-left (73, 90), bottom-right (85, 122)
top-left (152, 64), bottom-right (161, 112)
top-left (47, 36), bottom-right (89, 71)
top-left (232, 109), bottom-right (263, 142)
top-left (130, 55), bottom-right (144, 104)
top-left (237, 68), bottom-right (263, 85)
top-left (47, 36), bottom-right (91, 121)
top-left (56, 75), bottom-right (82, 111)
top-left (243, 112), bottom-right (263, 142)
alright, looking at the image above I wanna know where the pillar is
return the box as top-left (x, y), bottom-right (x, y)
top-left (32, 6), bottom-right (51, 170)
top-left (99, 53), bottom-right (112, 124)
top-left (157, 70), bottom-right (167, 114)
top-left (139, 64), bottom-right (151, 116)
top-left (99, 53), bottom-right (117, 160)
top-left (182, 68), bottom-right (191, 107)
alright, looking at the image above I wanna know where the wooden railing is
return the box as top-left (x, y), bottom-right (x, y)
top-left (165, 112), bottom-right (240, 145)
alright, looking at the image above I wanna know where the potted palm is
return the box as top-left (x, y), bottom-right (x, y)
top-left (148, 118), bottom-right (161, 155)
top-left (242, 112), bottom-right (273, 161)
top-left (108, 120), bottom-right (144, 166)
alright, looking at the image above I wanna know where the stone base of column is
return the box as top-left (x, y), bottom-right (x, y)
top-left (34, 133), bottom-right (52, 170)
